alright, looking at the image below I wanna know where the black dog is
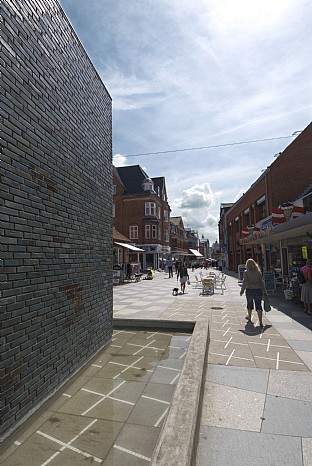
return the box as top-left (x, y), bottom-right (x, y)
top-left (172, 288), bottom-right (179, 296)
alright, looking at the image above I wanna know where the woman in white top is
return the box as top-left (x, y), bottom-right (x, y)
top-left (240, 258), bottom-right (267, 327)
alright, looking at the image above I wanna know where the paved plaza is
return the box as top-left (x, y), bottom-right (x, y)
top-left (1, 269), bottom-right (312, 465)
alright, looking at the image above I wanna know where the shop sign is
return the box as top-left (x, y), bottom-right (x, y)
top-left (272, 202), bottom-right (304, 224)
top-left (238, 264), bottom-right (245, 280)
top-left (302, 246), bottom-right (308, 259)
top-left (263, 272), bottom-right (275, 292)
top-left (139, 244), bottom-right (162, 253)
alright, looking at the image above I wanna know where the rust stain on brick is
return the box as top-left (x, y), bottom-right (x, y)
top-left (53, 237), bottom-right (65, 242)
top-left (30, 164), bottom-right (58, 193)
top-left (60, 283), bottom-right (83, 316)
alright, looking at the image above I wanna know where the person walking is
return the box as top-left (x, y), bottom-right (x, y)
top-left (300, 259), bottom-right (312, 315)
top-left (167, 257), bottom-right (173, 278)
top-left (240, 258), bottom-right (267, 327)
top-left (177, 262), bottom-right (189, 294)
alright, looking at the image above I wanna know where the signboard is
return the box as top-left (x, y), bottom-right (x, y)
top-left (263, 272), bottom-right (275, 293)
top-left (113, 270), bottom-right (122, 285)
top-left (238, 264), bottom-right (245, 281)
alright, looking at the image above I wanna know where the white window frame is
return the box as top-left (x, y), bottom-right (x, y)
top-left (113, 203), bottom-right (115, 218)
top-left (164, 210), bottom-right (168, 222)
top-left (129, 225), bottom-right (138, 240)
top-left (112, 185), bottom-right (116, 195)
top-left (145, 202), bottom-right (156, 216)
top-left (145, 225), bottom-right (151, 239)
top-left (152, 225), bottom-right (157, 239)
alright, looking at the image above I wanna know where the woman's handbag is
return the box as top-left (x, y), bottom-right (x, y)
top-left (263, 295), bottom-right (271, 312)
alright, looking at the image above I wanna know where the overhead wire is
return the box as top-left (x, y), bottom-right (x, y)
top-left (113, 134), bottom-right (298, 159)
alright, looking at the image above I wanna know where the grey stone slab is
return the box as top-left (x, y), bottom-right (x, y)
top-left (289, 340), bottom-right (312, 352)
top-left (201, 382), bottom-right (265, 431)
top-left (206, 364), bottom-right (269, 393)
top-left (268, 370), bottom-right (312, 402)
top-left (262, 395), bottom-right (312, 437)
top-left (297, 351), bottom-right (312, 371)
top-left (196, 426), bottom-right (302, 466)
top-left (276, 329), bottom-right (312, 340)
top-left (302, 438), bottom-right (312, 466)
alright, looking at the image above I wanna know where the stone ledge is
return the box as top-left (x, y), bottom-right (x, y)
top-left (113, 317), bottom-right (210, 465)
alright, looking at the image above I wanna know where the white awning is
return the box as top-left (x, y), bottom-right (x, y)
top-left (114, 242), bottom-right (145, 252)
top-left (189, 249), bottom-right (203, 257)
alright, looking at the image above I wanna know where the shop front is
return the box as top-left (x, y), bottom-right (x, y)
top-left (113, 242), bottom-right (145, 285)
top-left (240, 212), bottom-right (312, 297)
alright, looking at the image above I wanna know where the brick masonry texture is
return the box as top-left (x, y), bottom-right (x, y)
top-left (1, 0), bottom-right (113, 440)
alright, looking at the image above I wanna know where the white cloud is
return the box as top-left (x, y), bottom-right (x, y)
top-left (113, 154), bottom-right (127, 167)
top-left (171, 182), bottom-right (218, 239)
top-left (60, 0), bottom-right (312, 242)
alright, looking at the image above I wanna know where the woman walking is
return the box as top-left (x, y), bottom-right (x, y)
top-left (177, 262), bottom-right (189, 294)
top-left (240, 259), bottom-right (267, 327)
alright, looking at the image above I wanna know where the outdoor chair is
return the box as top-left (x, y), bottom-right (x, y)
top-left (200, 277), bottom-right (214, 295)
top-left (214, 275), bottom-right (226, 294)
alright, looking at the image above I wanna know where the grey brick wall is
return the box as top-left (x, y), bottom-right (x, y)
top-left (1, 0), bottom-right (113, 440)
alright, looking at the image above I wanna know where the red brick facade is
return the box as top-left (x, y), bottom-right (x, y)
top-left (221, 122), bottom-right (312, 272)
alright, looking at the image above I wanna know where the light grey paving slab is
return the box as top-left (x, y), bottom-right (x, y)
top-left (207, 364), bottom-right (269, 393)
top-left (302, 438), bottom-right (312, 466)
top-left (287, 340), bottom-right (312, 352)
top-left (262, 395), bottom-right (312, 437)
top-left (201, 382), bottom-right (265, 431)
top-left (297, 351), bottom-right (312, 371)
top-left (268, 370), bottom-right (312, 402)
top-left (276, 329), bottom-right (312, 340)
top-left (196, 426), bottom-right (302, 466)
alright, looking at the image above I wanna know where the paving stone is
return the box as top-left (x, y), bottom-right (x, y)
top-left (197, 426), bottom-right (302, 466)
top-left (262, 395), bottom-right (312, 437)
top-left (201, 382), bottom-right (265, 431)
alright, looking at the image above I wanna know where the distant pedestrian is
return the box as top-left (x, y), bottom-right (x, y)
top-left (177, 262), bottom-right (189, 294)
top-left (240, 258), bottom-right (267, 327)
top-left (300, 259), bottom-right (312, 315)
top-left (175, 260), bottom-right (180, 275)
top-left (167, 258), bottom-right (173, 278)
top-left (126, 262), bottom-right (131, 280)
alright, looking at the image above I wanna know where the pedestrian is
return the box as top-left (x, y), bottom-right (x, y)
top-left (300, 259), bottom-right (312, 315)
top-left (126, 262), bottom-right (132, 280)
top-left (177, 262), bottom-right (189, 294)
top-left (167, 257), bottom-right (173, 278)
top-left (175, 260), bottom-right (180, 275)
top-left (239, 258), bottom-right (268, 327)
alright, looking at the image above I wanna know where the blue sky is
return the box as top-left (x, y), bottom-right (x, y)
top-left (59, 0), bottom-right (312, 242)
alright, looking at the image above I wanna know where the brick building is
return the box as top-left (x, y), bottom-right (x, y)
top-left (1, 0), bottom-right (112, 440)
top-left (219, 122), bottom-right (312, 288)
top-left (113, 165), bottom-right (171, 270)
top-left (170, 216), bottom-right (188, 256)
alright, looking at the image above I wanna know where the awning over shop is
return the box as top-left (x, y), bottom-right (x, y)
top-left (114, 242), bottom-right (145, 252)
top-left (189, 249), bottom-right (203, 257)
top-left (240, 212), bottom-right (312, 245)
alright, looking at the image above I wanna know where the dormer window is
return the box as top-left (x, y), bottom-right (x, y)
top-left (142, 177), bottom-right (154, 192)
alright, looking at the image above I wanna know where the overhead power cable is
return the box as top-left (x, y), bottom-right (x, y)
top-left (114, 134), bottom-right (299, 159)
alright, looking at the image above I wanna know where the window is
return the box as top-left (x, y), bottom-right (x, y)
top-left (164, 210), bottom-right (168, 222)
top-left (145, 225), bottom-right (150, 239)
top-left (152, 225), bottom-right (157, 239)
top-left (112, 185), bottom-right (116, 195)
top-left (145, 202), bottom-right (156, 216)
top-left (129, 225), bottom-right (138, 240)
top-left (158, 207), bottom-right (161, 220)
top-left (113, 203), bottom-right (115, 218)
top-left (165, 230), bottom-right (169, 242)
